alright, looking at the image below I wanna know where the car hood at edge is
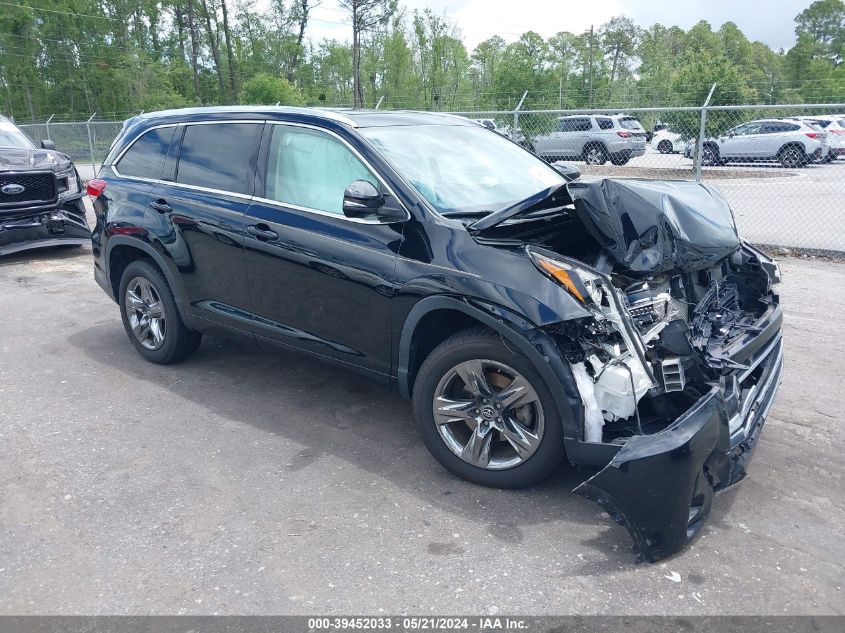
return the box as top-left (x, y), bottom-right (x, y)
top-left (0, 148), bottom-right (73, 172)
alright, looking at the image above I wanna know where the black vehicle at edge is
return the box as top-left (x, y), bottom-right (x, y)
top-left (89, 106), bottom-right (784, 562)
top-left (0, 114), bottom-right (90, 256)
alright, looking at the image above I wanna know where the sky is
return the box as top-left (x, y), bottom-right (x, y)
top-left (297, 0), bottom-right (813, 52)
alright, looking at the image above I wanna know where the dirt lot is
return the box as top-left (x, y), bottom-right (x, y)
top-left (0, 245), bottom-right (842, 615)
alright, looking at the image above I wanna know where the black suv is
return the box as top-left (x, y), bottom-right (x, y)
top-left (90, 107), bottom-right (784, 562)
top-left (0, 114), bottom-right (89, 256)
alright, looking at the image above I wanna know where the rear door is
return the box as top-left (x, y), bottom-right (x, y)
top-left (242, 122), bottom-right (403, 377)
top-left (146, 120), bottom-right (264, 333)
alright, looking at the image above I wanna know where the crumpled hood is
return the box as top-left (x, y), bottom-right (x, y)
top-left (568, 178), bottom-right (740, 276)
top-left (0, 148), bottom-right (71, 173)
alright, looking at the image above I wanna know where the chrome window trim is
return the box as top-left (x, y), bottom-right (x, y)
top-left (258, 120), bottom-right (411, 224)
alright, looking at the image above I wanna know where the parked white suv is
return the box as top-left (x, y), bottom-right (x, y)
top-left (685, 118), bottom-right (830, 167)
top-left (533, 114), bottom-right (647, 165)
top-left (790, 115), bottom-right (845, 160)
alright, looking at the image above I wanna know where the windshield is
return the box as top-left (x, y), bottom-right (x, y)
top-left (0, 118), bottom-right (36, 149)
top-left (359, 124), bottom-right (564, 216)
top-left (619, 117), bottom-right (645, 131)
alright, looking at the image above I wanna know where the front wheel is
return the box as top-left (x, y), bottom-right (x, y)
top-left (412, 329), bottom-right (565, 488)
top-left (119, 259), bottom-right (202, 364)
top-left (701, 145), bottom-right (719, 166)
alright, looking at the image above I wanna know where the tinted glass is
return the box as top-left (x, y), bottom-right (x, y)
top-left (596, 117), bottom-right (614, 130)
top-left (177, 123), bottom-right (262, 194)
top-left (116, 126), bottom-right (175, 179)
top-left (839, 119), bottom-right (845, 127)
top-left (810, 119), bottom-right (831, 128)
top-left (619, 117), bottom-right (644, 131)
top-left (265, 125), bottom-right (376, 215)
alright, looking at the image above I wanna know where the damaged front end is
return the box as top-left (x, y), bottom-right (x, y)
top-left (525, 179), bottom-right (784, 561)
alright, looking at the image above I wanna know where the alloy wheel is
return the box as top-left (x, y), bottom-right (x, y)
top-left (432, 359), bottom-right (545, 470)
top-left (585, 147), bottom-right (605, 165)
top-left (124, 276), bottom-right (166, 350)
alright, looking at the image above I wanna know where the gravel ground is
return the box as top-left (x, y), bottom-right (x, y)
top-left (0, 246), bottom-right (842, 615)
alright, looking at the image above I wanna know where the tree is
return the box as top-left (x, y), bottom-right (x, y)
top-left (239, 74), bottom-right (305, 105)
top-left (794, 0), bottom-right (845, 65)
top-left (338, 0), bottom-right (397, 107)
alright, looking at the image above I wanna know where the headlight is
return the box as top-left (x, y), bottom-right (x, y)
top-left (528, 249), bottom-right (603, 306)
top-left (57, 169), bottom-right (80, 197)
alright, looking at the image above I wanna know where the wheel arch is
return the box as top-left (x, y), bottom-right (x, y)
top-left (106, 236), bottom-right (190, 322)
top-left (396, 296), bottom-right (582, 440)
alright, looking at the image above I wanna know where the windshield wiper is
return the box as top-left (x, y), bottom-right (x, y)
top-left (441, 210), bottom-right (496, 218)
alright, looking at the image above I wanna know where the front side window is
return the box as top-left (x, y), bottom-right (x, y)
top-left (0, 118), bottom-right (35, 149)
top-left (361, 123), bottom-right (563, 216)
top-left (176, 123), bottom-right (262, 195)
top-left (116, 126), bottom-right (176, 180)
top-left (264, 125), bottom-right (377, 215)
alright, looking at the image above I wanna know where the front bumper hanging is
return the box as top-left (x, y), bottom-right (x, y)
top-left (0, 198), bottom-right (91, 256)
top-left (573, 332), bottom-right (784, 562)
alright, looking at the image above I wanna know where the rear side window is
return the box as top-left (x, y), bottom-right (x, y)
top-left (557, 117), bottom-right (591, 132)
top-left (116, 127), bottom-right (176, 180)
top-left (176, 123), bottom-right (263, 195)
top-left (619, 117), bottom-right (644, 131)
top-left (839, 119), bottom-right (845, 127)
top-left (595, 117), bottom-right (614, 130)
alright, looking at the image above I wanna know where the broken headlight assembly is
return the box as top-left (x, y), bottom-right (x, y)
top-left (528, 248), bottom-right (658, 441)
top-left (57, 169), bottom-right (81, 199)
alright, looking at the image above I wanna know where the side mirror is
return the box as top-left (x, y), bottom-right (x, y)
top-left (40, 139), bottom-right (56, 150)
top-left (551, 162), bottom-right (581, 182)
top-left (343, 180), bottom-right (383, 219)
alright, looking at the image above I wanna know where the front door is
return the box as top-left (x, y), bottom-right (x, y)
top-left (243, 122), bottom-right (404, 377)
top-left (146, 121), bottom-right (263, 333)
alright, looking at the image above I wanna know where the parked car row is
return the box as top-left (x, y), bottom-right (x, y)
top-left (684, 116), bottom-right (841, 167)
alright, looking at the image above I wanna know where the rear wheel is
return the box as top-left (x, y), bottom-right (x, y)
top-left (119, 259), bottom-right (202, 364)
top-left (583, 143), bottom-right (608, 166)
top-left (777, 144), bottom-right (807, 168)
top-left (657, 140), bottom-right (673, 154)
top-left (412, 329), bottom-right (565, 489)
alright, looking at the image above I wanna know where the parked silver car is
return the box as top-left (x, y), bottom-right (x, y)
top-left (685, 118), bottom-right (830, 167)
top-left (533, 114), bottom-right (647, 165)
top-left (790, 115), bottom-right (845, 160)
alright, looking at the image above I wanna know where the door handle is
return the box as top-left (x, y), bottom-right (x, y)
top-left (150, 199), bottom-right (172, 213)
top-left (247, 223), bottom-right (279, 242)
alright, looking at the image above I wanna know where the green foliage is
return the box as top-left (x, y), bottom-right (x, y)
top-left (0, 0), bottom-right (843, 121)
top-left (239, 73), bottom-right (305, 105)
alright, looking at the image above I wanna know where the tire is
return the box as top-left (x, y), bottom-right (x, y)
top-left (582, 143), bottom-right (608, 165)
top-left (777, 144), bottom-right (807, 168)
top-left (701, 144), bottom-right (719, 166)
top-left (118, 259), bottom-right (202, 364)
top-left (657, 140), bottom-right (673, 154)
top-left (610, 153), bottom-right (630, 166)
top-left (412, 328), bottom-right (565, 489)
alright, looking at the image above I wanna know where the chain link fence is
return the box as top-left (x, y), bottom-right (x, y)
top-left (16, 103), bottom-right (845, 252)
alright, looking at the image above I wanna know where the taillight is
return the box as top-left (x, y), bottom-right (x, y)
top-left (805, 132), bottom-right (821, 139)
top-left (86, 179), bottom-right (107, 198)
top-left (616, 131), bottom-right (631, 138)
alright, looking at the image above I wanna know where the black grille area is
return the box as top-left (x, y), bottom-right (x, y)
top-left (0, 172), bottom-right (57, 208)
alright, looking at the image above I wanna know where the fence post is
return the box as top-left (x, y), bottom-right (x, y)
top-left (513, 91), bottom-right (528, 142)
top-left (375, 95), bottom-right (385, 110)
top-left (86, 113), bottom-right (98, 176)
top-left (45, 114), bottom-right (54, 141)
top-left (694, 84), bottom-right (717, 182)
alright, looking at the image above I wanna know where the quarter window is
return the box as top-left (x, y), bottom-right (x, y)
top-left (116, 127), bottom-right (176, 180)
top-left (176, 123), bottom-right (262, 195)
top-left (595, 117), bottom-right (614, 130)
top-left (264, 125), bottom-right (377, 215)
